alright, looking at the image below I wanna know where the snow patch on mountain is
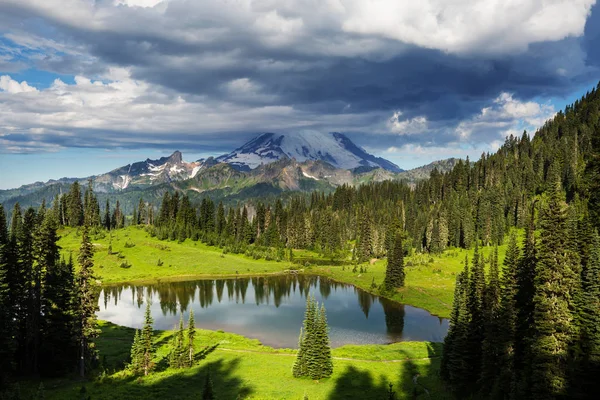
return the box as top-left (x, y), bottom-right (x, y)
top-left (216, 131), bottom-right (402, 172)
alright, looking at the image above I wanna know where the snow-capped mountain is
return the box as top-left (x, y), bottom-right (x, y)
top-left (216, 132), bottom-right (402, 172)
top-left (94, 151), bottom-right (204, 191)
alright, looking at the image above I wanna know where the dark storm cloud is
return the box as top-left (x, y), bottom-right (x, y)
top-left (0, 0), bottom-right (598, 156)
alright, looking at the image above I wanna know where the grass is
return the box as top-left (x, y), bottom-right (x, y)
top-left (57, 225), bottom-right (515, 318)
top-left (21, 321), bottom-right (447, 400)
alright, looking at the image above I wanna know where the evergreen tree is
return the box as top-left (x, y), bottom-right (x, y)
top-left (384, 231), bottom-right (405, 291)
top-left (530, 167), bottom-right (579, 399)
top-left (479, 246), bottom-right (501, 397)
top-left (570, 230), bottom-right (600, 397)
top-left (76, 226), bottom-right (100, 378)
top-left (188, 310), bottom-right (196, 367)
top-left (492, 232), bottom-right (520, 399)
top-left (141, 302), bottom-right (155, 375)
top-left (0, 204), bottom-right (15, 385)
top-left (129, 329), bottom-right (143, 375)
top-left (67, 182), bottom-right (84, 227)
top-left (464, 241), bottom-right (485, 395)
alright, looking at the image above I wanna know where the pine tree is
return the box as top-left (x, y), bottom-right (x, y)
top-left (464, 241), bottom-right (485, 395)
top-left (571, 230), bottom-right (600, 397)
top-left (76, 226), bottom-right (99, 378)
top-left (202, 367), bottom-right (215, 400)
top-left (293, 296), bottom-right (315, 378)
top-left (530, 167), bottom-right (579, 399)
top-left (492, 232), bottom-right (520, 399)
top-left (67, 182), bottom-right (84, 227)
top-left (141, 302), bottom-right (155, 375)
top-left (129, 329), bottom-right (143, 375)
top-left (292, 327), bottom-right (306, 378)
top-left (314, 304), bottom-right (333, 379)
top-left (384, 231), bottom-right (405, 291)
top-left (479, 246), bottom-right (501, 396)
top-left (188, 310), bottom-right (196, 367)
top-left (0, 204), bottom-right (15, 384)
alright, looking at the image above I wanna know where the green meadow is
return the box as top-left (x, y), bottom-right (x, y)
top-left (58, 225), bottom-right (510, 318)
top-left (21, 322), bottom-right (446, 400)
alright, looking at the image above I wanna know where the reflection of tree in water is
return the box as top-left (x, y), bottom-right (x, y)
top-left (237, 279), bottom-right (249, 304)
top-left (319, 277), bottom-right (331, 299)
top-left (198, 280), bottom-right (214, 308)
top-left (380, 298), bottom-right (405, 341)
top-left (103, 275), bottom-right (367, 317)
top-left (226, 279), bottom-right (234, 301)
top-left (356, 289), bottom-right (375, 319)
top-left (215, 279), bottom-right (225, 303)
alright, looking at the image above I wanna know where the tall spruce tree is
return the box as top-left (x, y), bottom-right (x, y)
top-left (141, 302), bottom-right (155, 376)
top-left (384, 231), bottom-right (405, 290)
top-left (479, 246), bottom-right (501, 397)
top-left (129, 329), bottom-right (143, 375)
top-left (571, 230), bottom-right (600, 398)
top-left (76, 226), bottom-right (100, 378)
top-left (530, 166), bottom-right (579, 399)
top-left (188, 310), bottom-right (196, 367)
top-left (492, 232), bottom-right (520, 399)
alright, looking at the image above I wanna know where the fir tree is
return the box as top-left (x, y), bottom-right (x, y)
top-left (141, 302), bottom-right (155, 376)
top-left (384, 231), bottom-right (405, 291)
top-left (129, 329), bottom-right (143, 375)
top-left (571, 230), bottom-right (600, 398)
top-left (479, 246), bottom-right (501, 396)
top-left (530, 167), bottom-right (579, 399)
top-left (492, 232), bottom-right (520, 399)
top-left (188, 310), bottom-right (196, 367)
top-left (76, 226), bottom-right (100, 378)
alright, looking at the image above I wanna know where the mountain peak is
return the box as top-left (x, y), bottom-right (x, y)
top-left (168, 150), bottom-right (183, 163)
top-left (216, 131), bottom-right (402, 172)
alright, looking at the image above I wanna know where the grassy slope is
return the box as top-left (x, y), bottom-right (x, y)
top-left (27, 322), bottom-right (446, 400)
top-left (58, 226), bottom-right (510, 318)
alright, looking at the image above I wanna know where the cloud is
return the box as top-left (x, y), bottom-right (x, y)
top-left (0, 0), bottom-right (597, 164)
top-left (0, 75), bottom-right (38, 93)
top-left (342, 0), bottom-right (595, 54)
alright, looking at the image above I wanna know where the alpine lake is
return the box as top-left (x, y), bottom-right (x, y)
top-left (98, 275), bottom-right (448, 348)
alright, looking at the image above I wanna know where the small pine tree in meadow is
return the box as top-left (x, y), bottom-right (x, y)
top-left (141, 302), bottom-right (155, 376)
top-left (129, 329), bottom-right (143, 374)
top-left (202, 367), bottom-right (215, 400)
top-left (188, 310), bottom-right (196, 367)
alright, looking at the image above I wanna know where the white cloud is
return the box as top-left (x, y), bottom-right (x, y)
top-left (455, 92), bottom-right (556, 139)
top-left (388, 112), bottom-right (428, 134)
top-left (0, 75), bottom-right (38, 93)
top-left (342, 0), bottom-right (595, 54)
top-left (0, 73), bottom-right (381, 152)
top-left (1, 0), bottom-right (594, 57)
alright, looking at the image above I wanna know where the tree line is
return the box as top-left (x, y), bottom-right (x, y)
top-left (0, 200), bottom-right (100, 388)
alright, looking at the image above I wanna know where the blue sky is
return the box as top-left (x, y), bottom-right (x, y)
top-left (1, 0), bottom-right (599, 189)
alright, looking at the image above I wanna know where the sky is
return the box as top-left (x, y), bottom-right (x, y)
top-left (1, 0), bottom-right (599, 189)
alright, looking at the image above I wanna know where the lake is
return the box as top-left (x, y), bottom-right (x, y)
top-left (98, 275), bottom-right (448, 348)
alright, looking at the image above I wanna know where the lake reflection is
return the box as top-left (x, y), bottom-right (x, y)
top-left (98, 275), bottom-right (448, 348)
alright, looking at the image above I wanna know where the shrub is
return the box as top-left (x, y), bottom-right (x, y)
top-left (124, 241), bottom-right (136, 248)
top-left (157, 259), bottom-right (164, 266)
top-left (119, 261), bottom-right (131, 269)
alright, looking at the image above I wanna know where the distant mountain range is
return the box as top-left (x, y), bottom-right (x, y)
top-left (0, 132), bottom-right (460, 213)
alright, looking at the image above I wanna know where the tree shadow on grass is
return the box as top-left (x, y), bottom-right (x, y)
top-left (86, 357), bottom-right (252, 400)
top-left (327, 345), bottom-right (450, 400)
